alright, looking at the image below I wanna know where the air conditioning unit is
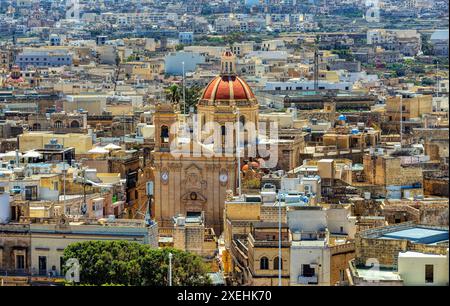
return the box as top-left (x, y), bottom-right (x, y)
top-left (176, 216), bottom-right (186, 226)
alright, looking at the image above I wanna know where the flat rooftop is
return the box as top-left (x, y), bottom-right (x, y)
top-left (380, 228), bottom-right (449, 245)
top-left (356, 267), bottom-right (402, 282)
top-left (399, 251), bottom-right (448, 259)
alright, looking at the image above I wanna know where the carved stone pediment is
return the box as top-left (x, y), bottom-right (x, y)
top-left (183, 163), bottom-right (203, 190)
top-left (181, 191), bottom-right (207, 203)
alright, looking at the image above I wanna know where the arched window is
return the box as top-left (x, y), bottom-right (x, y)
top-left (201, 114), bottom-right (206, 131)
top-left (274, 256), bottom-right (282, 270)
top-left (70, 120), bottom-right (80, 128)
top-left (54, 120), bottom-right (63, 128)
top-left (161, 125), bottom-right (169, 143)
top-left (239, 115), bottom-right (246, 127)
top-left (260, 256), bottom-right (269, 270)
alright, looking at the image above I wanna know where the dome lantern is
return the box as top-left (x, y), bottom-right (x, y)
top-left (220, 49), bottom-right (237, 76)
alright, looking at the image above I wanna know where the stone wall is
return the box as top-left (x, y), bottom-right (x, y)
top-left (355, 236), bottom-right (408, 267)
top-left (424, 178), bottom-right (449, 196)
top-left (330, 243), bottom-right (355, 285)
top-left (0, 224), bottom-right (32, 273)
top-left (355, 223), bottom-right (449, 268)
top-left (420, 205), bottom-right (449, 226)
top-left (381, 204), bottom-right (420, 224)
top-left (260, 205), bottom-right (287, 223)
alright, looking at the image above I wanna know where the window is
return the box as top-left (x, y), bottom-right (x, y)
top-left (239, 115), bottom-right (246, 127)
top-left (25, 185), bottom-right (37, 200)
top-left (339, 269), bottom-right (345, 282)
top-left (54, 120), bottom-right (63, 128)
top-left (60, 257), bottom-right (65, 276)
top-left (53, 182), bottom-right (58, 191)
top-left (70, 120), bottom-right (80, 128)
top-left (274, 256), bottom-right (282, 270)
top-left (39, 256), bottom-right (47, 275)
top-left (16, 254), bottom-right (25, 270)
top-left (260, 257), bottom-right (269, 270)
top-left (302, 264), bottom-right (315, 277)
top-left (340, 226), bottom-right (344, 233)
top-left (160, 125), bottom-right (169, 143)
top-left (425, 265), bottom-right (434, 283)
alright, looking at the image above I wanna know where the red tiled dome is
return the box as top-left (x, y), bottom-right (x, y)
top-left (201, 75), bottom-right (255, 102)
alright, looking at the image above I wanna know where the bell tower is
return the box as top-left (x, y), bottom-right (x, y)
top-left (153, 102), bottom-right (178, 152)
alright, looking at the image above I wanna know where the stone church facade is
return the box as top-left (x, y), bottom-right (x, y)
top-left (152, 50), bottom-right (259, 233)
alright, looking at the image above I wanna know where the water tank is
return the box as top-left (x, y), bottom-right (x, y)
top-left (176, 216), bottom-right (186, 226)
top-left (0, 186), bottom-right (11, 224)
top-left (261, 191), bottom-right (277, 203)
top-left (338, 114), bottom-right (347, 121)
top-left (364, 192), bottom-right (371, 200)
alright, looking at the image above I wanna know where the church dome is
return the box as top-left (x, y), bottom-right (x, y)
top-left (200, 75), bottom-right (255, 102)
top-left (199, 49), bottom-right (256, 104)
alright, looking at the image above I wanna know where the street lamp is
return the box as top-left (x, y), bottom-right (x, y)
top-left (278, 187), bottom-right (284, 286)
top-left (234, 108), bottom-right (242, 198)
top-left (168, 252), bottom-right (173, 286)
top-left (182, 61), bottom-right (186, 116)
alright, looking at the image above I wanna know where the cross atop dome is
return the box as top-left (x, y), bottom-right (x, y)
top-left (220, 49), bottom-right (237, 76)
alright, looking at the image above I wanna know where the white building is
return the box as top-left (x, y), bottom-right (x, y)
top-left (288, 206), bottom-right (356, 286)
top-left (164, 51), bottom-right (205, 75)
top-left (398, 250), bottom-right (449, 286)
top-left (264, 78), bottom-right (352, 91)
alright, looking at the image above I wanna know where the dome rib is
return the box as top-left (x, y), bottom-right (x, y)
top-left (200, 75), bottom-right (255, 103)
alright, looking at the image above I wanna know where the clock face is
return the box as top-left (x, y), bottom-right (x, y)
top-left (161, 171), bottom-right (169, 183)
top-left (219, 173), bottom-right (228, 183)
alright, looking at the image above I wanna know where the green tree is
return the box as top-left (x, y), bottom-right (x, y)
top-left (165, 84), bottom-right (181, 104)
top-left (224, 32), bottom-right (243, 47)
top-left (421, 77), bottom-right (435, 86)
top-left (140, 248), bottom-right (210, 286)
top-left (181, 85), bottom-right (202, 114)
top-left (62, 241), bottom-right (211, 286)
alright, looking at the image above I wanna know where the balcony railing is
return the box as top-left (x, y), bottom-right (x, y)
top-left (297, 275), bottom-right (318, 285)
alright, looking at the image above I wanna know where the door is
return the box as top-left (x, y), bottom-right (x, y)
top-left (39, 256), bottom-right (47, 275)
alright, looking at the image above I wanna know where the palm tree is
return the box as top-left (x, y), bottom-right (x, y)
top-left (165, 84), bottom-right (181, 105)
